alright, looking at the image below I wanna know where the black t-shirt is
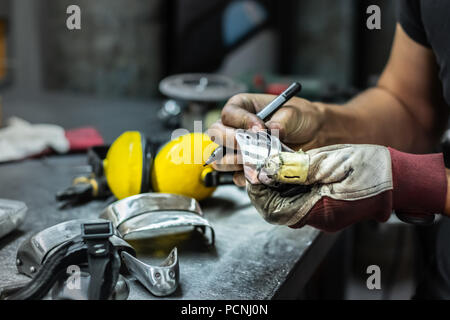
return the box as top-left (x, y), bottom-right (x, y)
top-left (398, 0), bottom-right (450, 105)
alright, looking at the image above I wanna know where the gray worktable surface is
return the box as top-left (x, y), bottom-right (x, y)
top-left (0, 91), bottom-right (336, 299)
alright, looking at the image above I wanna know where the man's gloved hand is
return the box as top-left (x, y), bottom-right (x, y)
top-left (246, 144), bottom-right (447, 232)
top-left (207, 93), bottom-right (325, 186)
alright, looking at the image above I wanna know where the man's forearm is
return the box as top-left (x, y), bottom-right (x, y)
top-left (314, 87), bottom-right (441, 153)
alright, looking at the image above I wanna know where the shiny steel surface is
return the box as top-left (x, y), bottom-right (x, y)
top-left (121, 248), bottom-right (179, 297)
top-left (0, 199), bottom-right (27, 239)
top-left (100, 193), bottom-right (215, 244)
top-left (16, 219), bottom-right (135, 277)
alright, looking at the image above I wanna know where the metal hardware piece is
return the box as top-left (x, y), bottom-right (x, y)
top-left (121, 248), bottom-right (179, 297)
top-left (159, 73), bottom-right (247, 102)
top-left (16, 219), bottom-right (135, 278)
top-left (0, 199), bottom-right (27, 239)
top-left (100, 193), bottom-right (215, 245)
top-left (82, 221), bottom-right (114, 239)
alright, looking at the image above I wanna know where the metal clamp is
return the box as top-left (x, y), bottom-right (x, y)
top-left (16, 219), bottom-right (135, 278)
top-left (121, 248), bottom-right (179, 297)
top-left (82, 221), bottom-right (113, 239)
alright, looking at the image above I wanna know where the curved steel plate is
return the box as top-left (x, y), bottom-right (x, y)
top-left (100, 193), bottom-right (215, 245)
top-left (121, 247), bottom-right (179, 297)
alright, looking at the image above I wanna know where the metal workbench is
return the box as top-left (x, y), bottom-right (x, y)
top-left (0, 92), bottom-right (337, 299)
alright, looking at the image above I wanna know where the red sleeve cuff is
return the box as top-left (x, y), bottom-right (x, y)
top-left (389, 148), bottom-right (447, 215)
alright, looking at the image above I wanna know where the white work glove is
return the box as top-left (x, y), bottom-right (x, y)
top-left (236, 130), bottom-right (447, 232)
top-left (247, 144), bottom-right (393, 227)
top-left (0, 117), bottom-right (69, 163)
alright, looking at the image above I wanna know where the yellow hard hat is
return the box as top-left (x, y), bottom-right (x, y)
top-left (151, 132), bottom-right (219, 201)
top-left (103, 131), bottom-right (153, 200)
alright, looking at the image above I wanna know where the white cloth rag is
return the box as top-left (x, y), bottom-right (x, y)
top-left (0, 117), bottom-right (69, 163)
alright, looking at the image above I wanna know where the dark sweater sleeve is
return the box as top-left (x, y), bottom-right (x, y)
top-left (397, 0), bottom-right (430, 47)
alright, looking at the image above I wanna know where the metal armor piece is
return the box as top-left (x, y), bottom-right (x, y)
top-left (121, 248), bottom-right (179, 297)
top-left (100, 193), bottom-right (215, 245)
top-left (0, 199), bottom-right (27, 239)
top-left (16, 219), bottom-right (135, 278)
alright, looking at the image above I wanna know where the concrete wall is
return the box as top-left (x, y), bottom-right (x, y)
top-left (41, 0), bottom-right (164, 98)
top-left (291, 0), bottom-right (356, 86)
top-left (356, 0), bottom-right (397, 86)
top-left (15, 0), bottom-right (396, 98)
top-left (290, 0), bottom-right (396, 87)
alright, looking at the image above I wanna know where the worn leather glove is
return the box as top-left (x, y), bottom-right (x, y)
top-left (246, 144), bottom-right (447, 232)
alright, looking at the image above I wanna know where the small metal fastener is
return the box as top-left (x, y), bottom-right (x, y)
top-left (169, 271), bottom-right (175, 279)
top-left (154, 272), bottom-right (161, 279)
top-left (29, 266), bottom-right (36, 273)
top-left (16, 259), bottom-right (22, 266)
top-left (95, 248), bottom-right (106, 255)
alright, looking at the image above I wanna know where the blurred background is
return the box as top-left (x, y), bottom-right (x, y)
top-left (0, 0), bottom-right (396, 98)
top-left (0, 0), bottom-right (418, 299)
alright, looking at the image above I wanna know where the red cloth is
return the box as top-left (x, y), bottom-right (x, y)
top-left (290, 148), bottom-right (447, 232)
top-left (65, 127), bottom-right (104, 151)
top-left (265, 83), bottom-right (290, 96)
